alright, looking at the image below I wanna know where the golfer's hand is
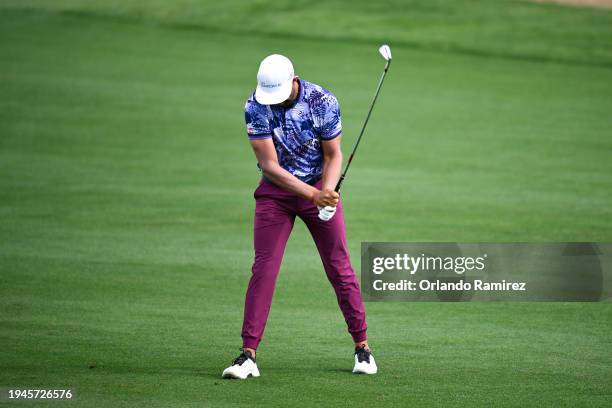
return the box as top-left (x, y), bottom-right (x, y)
top-left (318, 205), bottom-right (337, 221)
top-left (313, 188), bottom-right (339, 207)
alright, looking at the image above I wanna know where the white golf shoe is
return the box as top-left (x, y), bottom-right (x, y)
top-left (222, 350), bottom-right (260, 379)
top-left (353, 345), bottom-right (377, 375)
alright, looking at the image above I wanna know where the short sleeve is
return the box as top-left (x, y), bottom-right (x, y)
top-left (316, 93), bottom-right (342, 140)
top-left (245, 100), bottom-right (272, 140)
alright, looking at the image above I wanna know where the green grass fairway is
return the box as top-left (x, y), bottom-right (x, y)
top-left (1, 3), bottom-right (612, 407)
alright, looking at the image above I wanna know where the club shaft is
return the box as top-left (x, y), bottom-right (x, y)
top-left (335, 59), bottom-right (391, 192)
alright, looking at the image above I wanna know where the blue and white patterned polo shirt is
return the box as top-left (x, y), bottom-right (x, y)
top-left (244, 79), bottom-right (342, 183)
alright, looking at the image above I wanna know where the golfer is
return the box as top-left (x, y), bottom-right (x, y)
top-left (222, 54), bottom-right (377, 379)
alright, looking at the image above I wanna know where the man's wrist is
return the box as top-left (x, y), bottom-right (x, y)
top-left (320, 174), bottom-right (340, 194)
top-left (308, 187), bottom-right (319, 204)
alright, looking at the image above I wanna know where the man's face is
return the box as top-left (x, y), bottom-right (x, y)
top-left (273, 78), bottom-right (299, 108)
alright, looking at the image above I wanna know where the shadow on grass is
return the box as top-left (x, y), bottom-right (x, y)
top-left (324, 367), bottom-right (354, 375)
top-left (84, 362), bottom-right (358, 380)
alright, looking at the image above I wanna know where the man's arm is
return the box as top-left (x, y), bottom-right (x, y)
top-left (250, 138), bottom-right (338, 207)
top-left (321, 135), bottom-right (343, 194)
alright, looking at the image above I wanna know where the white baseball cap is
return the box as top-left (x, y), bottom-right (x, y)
top-left (255, 54), bottom-right (294, 105)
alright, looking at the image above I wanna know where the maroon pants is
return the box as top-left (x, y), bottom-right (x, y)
top-left (241, 179), bottom-right (367, 350)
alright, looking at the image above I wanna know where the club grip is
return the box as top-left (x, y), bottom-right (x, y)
top-left (334, 175), bottom-right (345, 192)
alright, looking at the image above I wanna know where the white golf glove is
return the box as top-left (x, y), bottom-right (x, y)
top-left (318, 206), bottom-right (337, 221)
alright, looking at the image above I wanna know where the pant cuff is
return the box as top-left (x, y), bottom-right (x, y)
top-left (242, 335), bottom-right (259, 350)
top-left (350, 329), bottom-right (367, 344)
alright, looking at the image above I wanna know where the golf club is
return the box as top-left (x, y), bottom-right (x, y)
top-left (319, 44), bottom-right (392, 221)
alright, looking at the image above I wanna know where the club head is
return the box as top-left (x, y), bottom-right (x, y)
top-left (379, 44), bottom-right (392, 61)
